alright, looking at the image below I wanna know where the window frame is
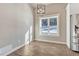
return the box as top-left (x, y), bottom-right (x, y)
top-left (39, 14), bottom-right (59, 36)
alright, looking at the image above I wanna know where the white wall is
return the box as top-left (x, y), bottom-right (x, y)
top-left (70, 3), bottom-right (79, 15)
top-left (0, 3), bottom-right (33, 55)
top-left (34, 4), bottom-right (67, 43)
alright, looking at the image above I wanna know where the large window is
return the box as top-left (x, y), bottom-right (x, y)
top-left (40, 15), bottom-right (59, 36)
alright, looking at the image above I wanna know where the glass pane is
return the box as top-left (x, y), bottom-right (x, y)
top-left (41, 19), bottom-right (48, 33)
top-left (49, 17), bottom-right (57, 33)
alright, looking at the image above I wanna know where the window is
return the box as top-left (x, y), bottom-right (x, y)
top-left (41, 18), bottom-right (48, 33)
top-left (40, 15), bottom-right (59, 36)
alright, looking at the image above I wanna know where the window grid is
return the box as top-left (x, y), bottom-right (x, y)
top-left (39, 15), bottom-right (59, 36)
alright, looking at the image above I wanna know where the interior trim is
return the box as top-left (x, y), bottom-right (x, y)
top-left (3, 44), bottom-right (25, 56)
top-left (35, 39), bottom-right (66, 45)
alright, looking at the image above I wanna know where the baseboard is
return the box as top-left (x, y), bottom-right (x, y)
top-left (3, 39), bottom-right (65, 56)
top-left (3, 44), bottom-right (25, 56)
top-left (35, 39), bottom-right (66, 45)
top-left (4, 40), bottom-right (34, 56)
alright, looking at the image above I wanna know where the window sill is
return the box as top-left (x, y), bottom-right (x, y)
top-left (39, 33), bottom-right (59, 37)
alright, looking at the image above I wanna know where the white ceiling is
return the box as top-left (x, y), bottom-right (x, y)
top-left (30, 3), bottom-right (67, 9)
top-left (30, 3), bottom-right (49, 8)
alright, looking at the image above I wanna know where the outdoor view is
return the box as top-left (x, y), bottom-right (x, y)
top-left (41, 19), bottom-right (48, 33)
top-left (49, 17), bottom-right (57, 33)
top-left (41, 17), bottom-right (57, 34)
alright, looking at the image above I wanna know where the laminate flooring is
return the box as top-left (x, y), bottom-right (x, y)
top-left (8, 40), bottom-right (79, 56)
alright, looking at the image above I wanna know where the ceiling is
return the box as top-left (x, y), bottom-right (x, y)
top-left (29, 3), bottom-right (67, 9)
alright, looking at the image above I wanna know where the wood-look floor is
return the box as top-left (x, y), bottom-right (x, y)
top-left (8, 40), bottom-right (79, 56)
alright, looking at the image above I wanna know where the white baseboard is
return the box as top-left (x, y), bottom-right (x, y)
top-left (4, 40), bottom-right (33, 56)
top-left (35, 39), bottom-right (66, 45)
top-left (3, 44), bottom-right (25, 56)
top-left (3, 39), bottom-right (65, 56)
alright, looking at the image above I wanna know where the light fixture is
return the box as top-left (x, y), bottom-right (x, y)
top-left (37, 4), bottom-right (46, 15)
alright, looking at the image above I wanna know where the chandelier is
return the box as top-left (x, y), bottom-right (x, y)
top-left (37, 4), bottom-right (46, 15)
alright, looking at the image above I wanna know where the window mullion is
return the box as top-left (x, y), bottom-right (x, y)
top-left (48, 18), bottom-right (50, 34)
